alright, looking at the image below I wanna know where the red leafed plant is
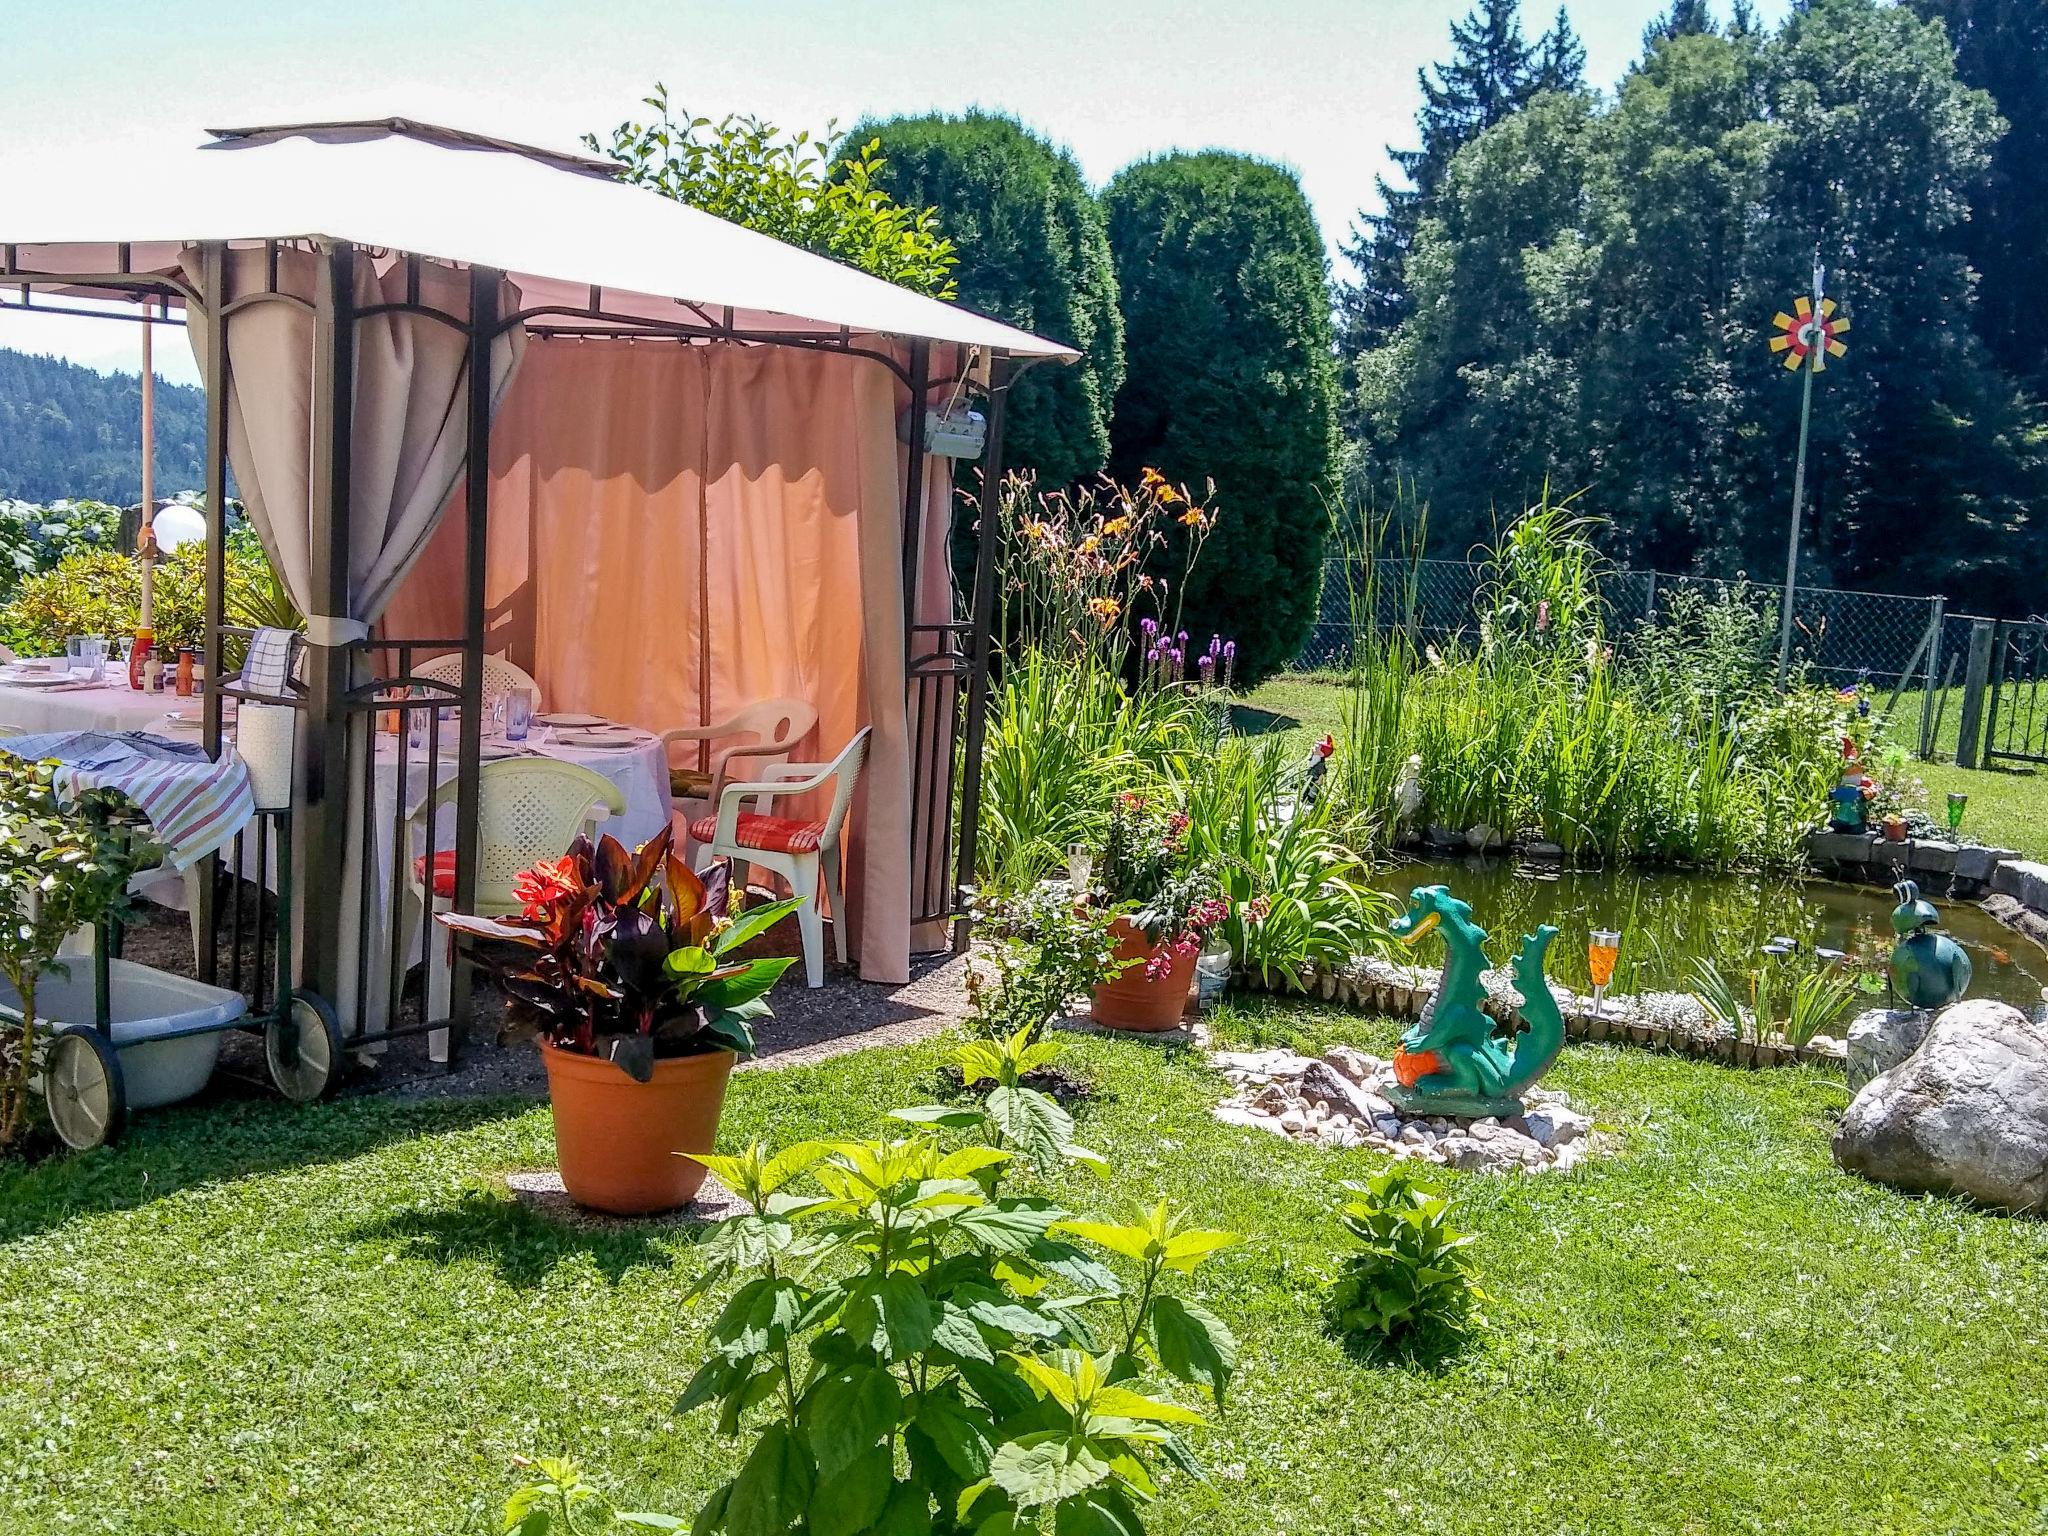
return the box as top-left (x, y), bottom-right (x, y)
top-left (436, 824), bottom-right (803, 1081)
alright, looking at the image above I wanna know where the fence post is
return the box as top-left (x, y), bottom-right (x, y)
top-left (1955, 618), bottom-right (1997, 770)
top-left (1917, 597), bottom-right (1945, 760)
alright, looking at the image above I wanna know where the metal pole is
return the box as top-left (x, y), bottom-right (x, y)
top-left (1917, 596), bottom-right (1945, 760)
top-left (297, 242), bottom-right (356, 1005)
top-left (900, 340), bottom-right (931, 643)
top-left (952, 352), bottom-right (1011, 951)
top-left (197, 244), bottom-right (229, 984)
top-left (138, 298), bottom-right (156, 638)
top-left (444, 263), bottom-right (499, 1058)
top-left (1776, 257), bottom-right (1824, 685)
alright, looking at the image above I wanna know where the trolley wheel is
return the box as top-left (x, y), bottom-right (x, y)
top-left (44, 1026), bottom-right (127, 1151)
top-left (266, 990), bottom-right (344, 1103)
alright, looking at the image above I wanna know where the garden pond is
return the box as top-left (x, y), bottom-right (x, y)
top-left (1365, 855), bottom-right (2048, 1020)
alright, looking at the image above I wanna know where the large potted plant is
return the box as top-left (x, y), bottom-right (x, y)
top-left (1087, 792), bottom-right (1229, 1031)
top-left (438, 825), bottom-right (801, 1214)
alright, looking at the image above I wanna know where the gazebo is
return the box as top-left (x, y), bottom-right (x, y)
top-left (1, 117), bottom-right (1075, 1049)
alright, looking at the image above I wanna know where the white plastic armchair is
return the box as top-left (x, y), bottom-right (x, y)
top-left (661, 698), bottom-right (817, 823)
top-left (410, 651), bottom-right (544, 712)
top-left (689, 727), bottom-right (870, 988)
top-left (401, 756), bottom-right (625, 1059)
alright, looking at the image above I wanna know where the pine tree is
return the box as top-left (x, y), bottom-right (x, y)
top-left (1338, 1), bottom-right (1584, 360)
top-left (1644, 0), bottom-right (1718, 51)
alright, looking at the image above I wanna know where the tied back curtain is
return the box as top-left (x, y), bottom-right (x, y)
top-left (181, 245), bottom-right (525, 634)
top-left (386, 336), bottom-right (921, 981)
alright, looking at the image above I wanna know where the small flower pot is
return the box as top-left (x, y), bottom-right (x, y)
top-left (1091, 917), bottom-right (1198, 1032)
top-left (1882, 817), bottom-right (1908, 843)
top-left (539, 1040), bottom-right (736, 1215)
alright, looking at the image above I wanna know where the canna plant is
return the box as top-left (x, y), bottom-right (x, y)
top-left (645, 1130), bottom-right (1239, 1536)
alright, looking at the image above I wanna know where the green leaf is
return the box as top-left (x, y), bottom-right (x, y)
top-left (1149, 1296), bottom-right (1238, 1406)
top-left (696, 957), bottom-right (798, 1011)
top-left (665, 947), bottom-right (718, 979)
top-left (873, 1479), bottom-right (934, 1536)
top-left (711, 1277), bottom-right (805, 1361)
top-left (913, 1396), bottom-right (996, 1482)
top-left (1086, 1385), bottom-right (1205, 1426)
top-left (690, 1480), bottom-right (733, 1536)
top-left (843, 1273), bottom-right (934, 1360)
top-left (985, 1085), bottom-right (1075, 1170)
top-left (955, 1199), bottom-right (1062, 1254)
top-left (809, 1444), bottom-right (894, 1536)
top-left (1050, 1221), bottom-right (1155, 1264)
top-left (1017, 1239), bottom-right (1121, 1296)
top-left (676, 1352), bottom-right (741, 1415)
top-left (952, 1357), bottom-right (1041, 1422)
top-left (801, 1365), bottom-right (900, 1479)
top-left (1053, 1487), bottom-right (1145, 1536)
top-left (725, 1422), bottom-right (814, 1536)
top-left (713, 896), bottom-right (809, 957)
top-left (931, 1303), bottom-right (996, 1362)
top-left (888, 1104), bottom-right (985, 1129)
top-left (987, 1433), bottom-right (1113, 1509)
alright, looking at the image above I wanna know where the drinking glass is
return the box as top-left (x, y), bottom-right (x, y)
top-left (505, 690), bottom-right (532, 742)
top-left (484, 690), bottom-right (507, 740)
top-left (1945, 791), bottom-right (1968, 833)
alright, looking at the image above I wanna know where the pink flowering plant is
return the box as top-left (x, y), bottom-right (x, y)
top-left (1093, 791), bottom-right (1229, 977)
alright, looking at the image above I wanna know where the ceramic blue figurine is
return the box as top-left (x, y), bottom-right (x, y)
top-left (1888, 880), bottom-right (1972, 1011)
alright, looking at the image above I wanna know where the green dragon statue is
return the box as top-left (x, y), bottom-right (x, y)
top-left (1386, 884), bottom-right (1565, 1118)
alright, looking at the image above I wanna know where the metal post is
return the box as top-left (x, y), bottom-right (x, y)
top-left (444, 264), bottom-right (499, 1054)
top-left (1955, 618), bottom-right (1997, 770)
top-left (297, 242), bottom-right (356, 1002)
top-left (900, 340), bottom-right (931, 643)
top-left (952, 351), bottom-right (1011, 950)
top-left (1917, 596), bottom-right (1945, 760)
top-left (197, 243), bottom-right (229, 984)
top-left (1777, 258), bottom-right (1825, 685)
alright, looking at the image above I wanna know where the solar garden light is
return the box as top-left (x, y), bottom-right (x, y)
top-left (1587, 929), bottom-right (1621, 1018)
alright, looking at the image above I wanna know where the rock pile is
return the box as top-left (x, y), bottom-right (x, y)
top-left (1209, 1044), bottom-right (1600, 1174)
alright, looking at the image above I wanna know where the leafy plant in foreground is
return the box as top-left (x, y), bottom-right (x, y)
top-left (661, 1131), bottom-right (1239, 1535)
top-left (1326, 1168), bottom-right (1487, 1355)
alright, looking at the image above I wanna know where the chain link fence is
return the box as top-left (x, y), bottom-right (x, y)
top-left (1297, 557), bottom-right (1949, 749)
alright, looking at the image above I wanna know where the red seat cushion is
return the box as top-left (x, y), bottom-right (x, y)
top-left (687, 812), bottom-right (826, 854)
top-left (413, 849), bottom-right (458, 898)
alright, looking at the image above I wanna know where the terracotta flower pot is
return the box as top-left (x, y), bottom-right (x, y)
top-left (1091, 917), bottom-right (1197, 1032)
top-left (539, 1040), bottom-right (736, 1215)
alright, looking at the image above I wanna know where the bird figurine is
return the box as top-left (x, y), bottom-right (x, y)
top-left (1888, 880), bottom-right (1972, 1011)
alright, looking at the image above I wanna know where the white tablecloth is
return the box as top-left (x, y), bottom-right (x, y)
top-left (0, 675), bottom-right (196, 736)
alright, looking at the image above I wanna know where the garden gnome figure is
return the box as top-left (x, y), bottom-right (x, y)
top-left (1888, 880), bottom-right (1971, 1011)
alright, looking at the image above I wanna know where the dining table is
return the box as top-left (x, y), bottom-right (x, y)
top-left (0, 664), bottom-right (672, 1033)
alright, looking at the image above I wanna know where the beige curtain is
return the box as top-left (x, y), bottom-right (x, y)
top-left (181, 246), bottom-right (525, 632)
top-left (387, 336), bottom-right (926, 981)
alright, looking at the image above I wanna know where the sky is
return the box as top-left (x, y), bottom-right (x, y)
top-left (0, 0), bottom-right (1789, 386)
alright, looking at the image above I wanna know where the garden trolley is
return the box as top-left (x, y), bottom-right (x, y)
top-left (11, 682), bottom-right (345, 1151)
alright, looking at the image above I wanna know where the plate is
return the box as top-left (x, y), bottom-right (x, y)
top-left (2, 670), bottom-right (83, 688)
top-left (536, 712), bottom-right (608, 728)
top-left (555, 729), bottom-right (641, 749)
top-left (162, 712), bottom-right (202, 733)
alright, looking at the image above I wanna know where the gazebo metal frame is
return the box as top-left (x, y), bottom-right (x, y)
top-left (0, 235), bottom-right (1025, 1054)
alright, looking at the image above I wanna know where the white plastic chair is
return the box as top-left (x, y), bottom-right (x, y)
top-left (401, 756), bottom-right (625, 1059)
top-left (688, 727), bottom-right (870, 988)
top-left (409, 651), bottom-right (545, 713)
top-left (661, 698), bottom-right (818, 829)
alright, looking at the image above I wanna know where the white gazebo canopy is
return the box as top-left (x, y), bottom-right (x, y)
top-left (2, 117), bottom-right (1079, 362)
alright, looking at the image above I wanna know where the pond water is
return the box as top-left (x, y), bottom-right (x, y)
top-left (1364, 855), bottom-right (2048, 1020)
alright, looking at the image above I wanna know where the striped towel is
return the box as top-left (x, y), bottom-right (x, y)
top-left (0, 730), bottom-right (256, 871)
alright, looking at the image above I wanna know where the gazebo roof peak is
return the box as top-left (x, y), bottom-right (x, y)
top-left (202, 117), bottom-right (622, 181)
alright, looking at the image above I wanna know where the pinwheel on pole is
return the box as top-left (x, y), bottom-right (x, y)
top-left (1768, 251), bottom-right (1849, 683)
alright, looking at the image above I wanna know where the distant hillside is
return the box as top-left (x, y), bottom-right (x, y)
top-left (0, 346), bottom-right (207, 504)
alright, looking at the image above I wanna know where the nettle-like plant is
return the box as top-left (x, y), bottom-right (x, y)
top-left (1326, 1168), bottom-right (1488, 1355)
top-left (892, 1027), bottom-right (1104, 1176)
top-left (439, 825), bottom-right (803, 1080)
top-left (0, 759), bottom-right (145, 1148)
top-left (646, 1131), bottom-right (1240, 1536)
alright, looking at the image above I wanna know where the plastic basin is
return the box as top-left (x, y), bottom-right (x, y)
top-left (1, 958), bottom-right (247, 1109)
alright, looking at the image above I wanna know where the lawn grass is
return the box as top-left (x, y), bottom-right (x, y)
top-left (4, 1013), bottom-right (2046, 1535)
top-left (1248, 672), bottom-right (2048, 861)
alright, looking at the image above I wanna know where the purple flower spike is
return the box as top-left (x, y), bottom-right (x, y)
top-left (1177, 630), bottom-right (1189, 646)
top-left (1208, 634), bottom-right (1223, 658)
top-left (1141, 617), bottom-right (1159, 637)
top-left (1222, 640), bottom-right (1236, 658)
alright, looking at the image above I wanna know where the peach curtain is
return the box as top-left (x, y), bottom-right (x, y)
top-left (387, 336), bottom-right (922, 980)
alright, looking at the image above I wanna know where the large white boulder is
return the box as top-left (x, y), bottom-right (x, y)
top-left (1833, 999), bottom-right (2048, 1213)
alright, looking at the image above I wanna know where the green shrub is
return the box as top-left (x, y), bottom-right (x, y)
top-left (0, 535), bottom-right (288, 660)
top-left (1327, 1168), bottom-right (1488, 1355)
